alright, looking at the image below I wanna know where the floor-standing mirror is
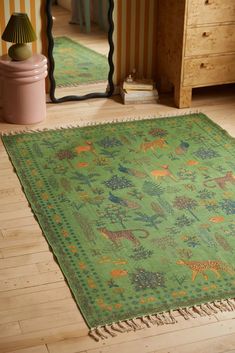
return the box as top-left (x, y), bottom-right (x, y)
top-left (46, 0), bottom-right (114, 103)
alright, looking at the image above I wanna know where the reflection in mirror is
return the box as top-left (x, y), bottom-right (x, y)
top-left (46, 0), bottom-right (114, 102)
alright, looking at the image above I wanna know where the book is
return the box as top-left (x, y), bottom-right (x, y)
top-left (122, 98), bottom-right (158, 105)
top-left (120, 87), bottom-right (159, 104)
top-left (122, 88), bottom-right (159, 99)
top-left (123, 78), bottom-right (155, 91)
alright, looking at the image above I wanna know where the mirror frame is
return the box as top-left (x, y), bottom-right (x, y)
top-left (45, 0), bottom-right (114, 103)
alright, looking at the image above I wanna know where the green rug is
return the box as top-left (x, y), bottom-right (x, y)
top-left (2, 113), bottom-right (235, 340)
top-left (53, 36), bottom-right (109, 87)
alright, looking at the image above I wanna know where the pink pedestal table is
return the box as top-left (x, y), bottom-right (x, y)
top-left (0, 54), bottom-right (47, 124)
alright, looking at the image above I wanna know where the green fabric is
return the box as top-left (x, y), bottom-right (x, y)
top-left (53, 36), bottom-right (109, 87)
top-left (2, 113), bottom-right (235, 329)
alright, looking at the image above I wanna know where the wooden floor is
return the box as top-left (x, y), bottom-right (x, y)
top-left (0, 85), bottom-right (235, 353)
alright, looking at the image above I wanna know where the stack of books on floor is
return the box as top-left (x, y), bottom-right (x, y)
top-left (120, 79), bottom-right (159, 105)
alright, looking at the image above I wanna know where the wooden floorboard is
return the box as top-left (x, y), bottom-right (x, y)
top-left (150, 333), bottom-right (235, 353)
top-left (7, 346), bottom-right (49, 353)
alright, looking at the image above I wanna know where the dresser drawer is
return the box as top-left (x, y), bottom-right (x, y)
top-left (183, 54), bottom-right (235, 86)
top-left (185, 24), bottom-right (235, 56)
top-left (187, 0), bottom-right (235, 26)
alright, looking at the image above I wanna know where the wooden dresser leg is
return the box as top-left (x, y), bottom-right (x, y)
top-left (174, 86), bottom-right (192, 108)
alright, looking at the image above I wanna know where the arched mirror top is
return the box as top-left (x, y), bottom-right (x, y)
top-left (45, 0), bottom-right (114, 103)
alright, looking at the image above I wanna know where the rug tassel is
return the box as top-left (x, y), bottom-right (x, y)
top-left (158, 313), bottom-right (167, 323)
top-left (168, 312), bottom-right (175, 323)
top-left (104, 325), bottom-right (117, 337)
top-left (141, 316), bottom-right (152, 328)
top-left (205, 303), bottom-right (218, 314)
top-left (110, 323), bottom-right (125, 333)
top-left (126, 319), bottom-right (137, 331)
top-left (213, 301), bottom-right (224, 312)
top-left (132, 318), bottom-right (143, 330)
top-left (227, 299), bottom-right (235, 310)
top-left (161, 312), bottom-right (172, 324)
top-left (200, 304), bottom-right (212, 315)
top-left (123, 320), bottom-right (134, 332)
top-left (88, 297), bottom-right (235, 341)
top-left (217, 301), bottom-right (225, 312)
top-left (151, 314), bottom-right (161, 325)
top-left (219, 300), bottom-right (228, 312)
top-left (148, 314), bottom-right (157, 325)
top-left (222, 300), bottom-right (233, 311)
top-left (218, 301), bottom-right (229, 312)
top-left (0, 111), bottom-right (203, 137)
top-left (89, 329), bottom-right (100, 342)
top-left (199, 305), bottom-right (208, 316)
top-left (126, 318), bottom-right (143, 330)
top-left (156, 313), bottom-right (164, 323)
top-left (117, 320), bottom-right (132, 332)
top-left (95, 326), bottom-right (108, 339)
top-left (193, 305), bottom-right (206, 317)
top-left (184, 307), bottom-right (197, 319)
top-left (178, 308), bottom-right (190, 320)
top-left (169, 310), bottom-right (178, 323)
top-left (155, 313), bottom-right (164, 325)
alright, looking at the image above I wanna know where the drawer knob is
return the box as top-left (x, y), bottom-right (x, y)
top-left (200, 63), bottom-right (208, 69)
top-left (202, 31), bottom-right (211, 37)
top-left (205, 0), bottom-right (212, 4)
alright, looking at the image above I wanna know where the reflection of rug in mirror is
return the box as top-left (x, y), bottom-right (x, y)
top-left (2, 113), bottom-right (235, 341)
top-left (53, 36), bottom-right (109, 87)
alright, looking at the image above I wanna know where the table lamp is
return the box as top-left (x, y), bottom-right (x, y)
top-left (1, 12), bottom-right (37, 61)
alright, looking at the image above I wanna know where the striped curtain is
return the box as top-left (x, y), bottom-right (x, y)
top-left (0, 0), bottom-right (42, 56)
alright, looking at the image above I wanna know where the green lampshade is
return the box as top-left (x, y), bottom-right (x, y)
top-left (1, 13), bottom-right (37, 61)
top-left (2, 12), bottom-right (37, 43)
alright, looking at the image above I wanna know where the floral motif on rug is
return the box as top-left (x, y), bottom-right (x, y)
top-left (2, 113), bottom-right (235, 340)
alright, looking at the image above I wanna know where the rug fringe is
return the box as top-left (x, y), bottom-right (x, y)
top-left (88, 298), bottom-right (235, 341)
top-left (0, 110), bottom-right (202, 137)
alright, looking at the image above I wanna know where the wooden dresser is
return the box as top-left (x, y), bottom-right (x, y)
top-left (157, 0), bottom-right (235, 108)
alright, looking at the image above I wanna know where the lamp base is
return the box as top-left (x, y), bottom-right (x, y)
top-left (8, 43), bottom-right (32, 61)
